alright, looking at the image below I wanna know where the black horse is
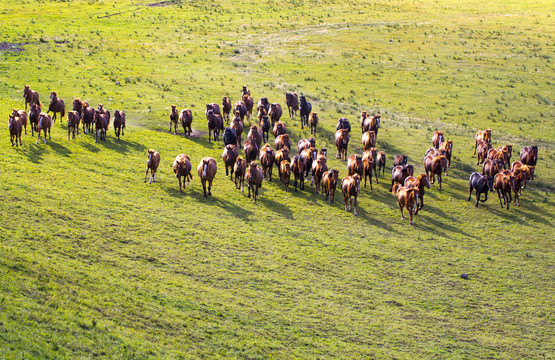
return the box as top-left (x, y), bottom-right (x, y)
top-left (260, 115), bottom-right (271, 143)
top-left (468, 172), bottom-right (494, 207)
top-left (299, 95), bottom-right (312, 129)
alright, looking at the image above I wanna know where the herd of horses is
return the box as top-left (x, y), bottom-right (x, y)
top-left (10, 85), bottom-right (540, 224)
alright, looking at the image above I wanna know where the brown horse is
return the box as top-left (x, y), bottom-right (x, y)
top-left (297, 138), bottom-right (314, 154)
top-left (474, 129), bottom-right (492, 154)
top-left (222, 96), bottom-right (232, 123)
top-left (363, 148), bottom-right (379, 184)
top-left (476, 140), bottom-right (492, 165)
top-left (482, 159), bottom-right (504, 178)
top-left (97, 104), bottom-right (110, 129)
top-left (392, 184), bottom-right (420, 225)
top-left (72, 98), bottom-right (87, 114)
top-left (291, 154), bottom-right (306, 192)
top-left (48, 92), bottom-right (65, 124)
top-left (347, 154), bottom-right (364, 179)
top-left (322, 169), bottom-right (339, 204)
top-left (377, 151), bottom-right (386, 178)
top-left (432, 131), bottom-right (444, 149)
top-left (36, 113), bottom-right (52, 144)
top-left (94, 111), bottom-right (109, 143)
top-left (23, 85), bottom-right (41, 111)
top-left (258, 97), bottom-right (270, 113)
top-left (511, 160), bottom-right (535, 186)
top-left (67, 111), bottom-right (80, 140)
top-left (304, 112), bottom-right (318, 135)
top-left (28, 104), bottom-right (41, 136)
top-left (362, 152), bottom-right (374, 190)
top-left (393, 154), bottom-right (408, 166)
top-left (494, 172), bottom-right (514, 209)
top-left (231, 114), bottom-right (243, 147)
top-left (206, 109), bottom-right (223, 143)
top-left (247, 125), bottom-right (263, 149)
top-left (275, 147), bottom-right (290, 176)
top-left (243, 94), bottom-right (254, 121)
top-left (169, 105), bottom-right (179, 134)
top-left (424, 154), bottom-right (448, 190)
top-left (300, 147), bottom-right (317, 183)
top-left (404, 173), bottom-right (431, 212)
top-left (179, 108), bottom-right (193, 136)
top-left (272, 120), bottom-right (286, 138)
top-left (335, 129), bottom-right (349, 161)
top-left (234, 157), bottom-right (248, 192)
top-left (285, 92), bottom-right (299, 119)
top-left (259, 144), bottom-right (275, 181)
top-left (275, 133), bottom-right (291, 151)
top-left (222, 144), bottom-right (239, 179)
top-left (247, 161), bottom-right (263, 203)
top-left (113, 110), bottom-right (126, 140)
top-left (144, 149), bottom-right (160, 184)
top-left (259, 115), bottom-right (271, 143)
top-left (12, 109), bottom-right (27, 135)
top-left (257, 102), bottom-right (267, 124)
top-left (197, 157), bottom-right (217, 197)
top-left (362, 130), bottom-right (376, 151)
top-left (438, 140), bottom-right (453, 171)
top-left (242, 85), bottom-right (251, 97)
top-left (498, 144), bottom-right (513, 164)
top-left (243, 137), bottom-right (259, 163)
top-left (487, 148), bottom-right (509, 169)
top-left (80, 105), bottom-right (95, 135)
top-left (390, 164), bottom-right (414, 191)
top-left (361, 114), bottom-right (381, 135)
top-left (233, 101), bottom-right (247, 122)
top-left (173, 154), bottom-right (193, 192)
top-left (520, 146), bottom-right (538, 167)
top-left (205, 103), bottom-right (221, 117)
top-left (311, 152), bottom-right (328, 194)
top-left (268, 103), bottom-right (282, 126)
top-left (341, 174), bottom-right (361, 216)
top-left (280, 160), bottom-right (291, 192)
top-left (8, 114), bottom-right (22, 146)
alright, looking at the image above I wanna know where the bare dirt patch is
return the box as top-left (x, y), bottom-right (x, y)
top-left (0, 43), bottom-right (26, 52)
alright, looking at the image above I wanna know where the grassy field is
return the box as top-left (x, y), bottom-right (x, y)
top-left (1, 0), bottom-right (553, 358)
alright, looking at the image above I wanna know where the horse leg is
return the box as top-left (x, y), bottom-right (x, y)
top-left (399, 203), bottom-right (405, 220)
top-left (202, 179), bottom-right (207, 197)
top-left (353, 194), bottom-right (358, 216)
top-left (438, 173), bottom-right (442, 190)
top-left (144, 167), bottom-right (149, 183)
top-left (248, 183), bottom-right (252, 198)
top-left (468, 186), bottom-right (473, 201)
top-left (496, 189), bottom-right (504, 208)
top-left (178, 176), bottom-right (183, 193)
top-left (208, 179), bottom-right (212, 196)
top-left (344, 194), bottom-right (348, 212)
top-left (294, 176), bottom-right (297, 192)
top-left (409, 206), bottom-right (414, 225)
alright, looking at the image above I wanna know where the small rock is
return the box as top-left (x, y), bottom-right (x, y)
top-left (461, 273), bottom-right (469, 280)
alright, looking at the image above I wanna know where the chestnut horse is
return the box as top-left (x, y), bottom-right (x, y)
top-left (247, 161), bottom-right (263, 203)
top-left (275, 147), bottom-right (290, 176)
top-left (222, 144), bottom-right (239, 179)
top-left (362, 151), bottom-right (374, 190)
top-left (247, 125), bottom-right (263, 149)
top-left (432, 131), bottom-right (444, 149)
top-left (144, 149), bottom-right (160, 184)
top-left (36, 113), bottom-right (52, 144)
top-left (377, 151), bottom-right (386, 178)
top-left (309, 112), bottom-right (318, 135)
top-left (404, 173), bottom-right (431, 212)
top-left (322, 169), bottom-right (339, 204)
top-left (362, 131), bottom-right (376, 151)
top-left (311, 152), bottom-right (328, 194)
top-left (197, 157), bottom-right (217, 197)
top-left (474, 129), bottom-right (492, 154)
top-left (272, 120), bottom-right (286, 138)
top-left (393, 154), bottom-right (408, 166)
top-left (392, 184), bottom-right (420, 225)
top-left (23, 85), bottom-right (41, 111)
top-left (335, 129), bottom-right (349, 161)
top-left (298, 138), bottom-right (315, 154)
top-left (482, 159), bottom-right (504, 178)
top-left (476, 140), bottom-right (492, 165)
top-left (48, 92), bottom-right (65, 124)
top-left (520, 146), bottom-right (538, 167)
top-left (493, 172), bottom-right (514, 210)
top-left (341, 174), bottom-right (361, 216)
top-left (275, 133), bottom-right (291, 151)
top-left (279, 160), bottom-right (291, 192)
top-left (234, 157), bottom-right (247, 192)
top-left (424, 154), bottom-right (448, 190)
top-left (179, 108), bottom-right (193, 136)
top-left (347, 154), bottom-right (364, 178)
top-left (285, 92), bottom-right (299, 119)
top-left (173, 154), bottom-right (193, 192)
top-left (113, 110), bottom-right (126, 140)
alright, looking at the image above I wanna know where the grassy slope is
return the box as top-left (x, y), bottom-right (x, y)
top-left (0, 0), bottom-right (553, 358)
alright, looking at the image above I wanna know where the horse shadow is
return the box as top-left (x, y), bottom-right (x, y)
top-left (257, 195), bottom-right (295, 219)
top-left (47, 140), bottom-right (73, 157)
top-left (355, 206), bottom-right (400, 233)
top-left (20, 143), bottom-right (45, 164)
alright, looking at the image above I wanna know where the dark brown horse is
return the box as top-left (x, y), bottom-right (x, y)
top-left (291, 154), bottom-right (306, 192)
top-left (259, 143), bottom-right (275, 181)
top-left (179, 108), bottom-right (193, 136)
top-left (311, 152), bottom-right (328, 194)
top-left (234, 156), bottom-right (248, 192)
top-left (206, 109), bottom-right (223, 143)
top-left (243, 137), bottom-right (259, 163)
top-left (390, 164), bottom-right (414, 191)
top-left (173, 154), bottom-right (193, 192)
top-left (424, 154), bottom-right (448, 190)
top-left (23, 85), bottom-right (40, 111)
top-left (322, 169), bottom-right (339, 204)
top-left (247, 161), bottom-right (263, 203)
top-left (260, 115), bottom-right (271, 143)
top-left (285, 92), bottom-right (299, 119)
top-left (268, 103), bottom-right (282, 126)
top-left (272, 120), bottom-right (286, 138)
top-left (242, 85), bottom-right (251, 97)
top-left (309, 112), bottom-right (319, 135)
top-left (12, 109), bottom-right (27, 135)
top-left (8, 114), bottom-right (22, 146)
top-left (275, 133), bottom-right (291, 151)
top-left (80, 105), bottom-right (95, 135)
top-left (222, 96), bottom-right (232, 123)
top-left (28, 104), bottom-right (41, 136)
top-left (97, 104), bottom-right (110, 129)
top-left (243, 94), bottom-right (254, 122)
top-left (377, 151), bottom-right (386, 178)
top-left (231, 114), bottom-right (243, 147)
top-left (393, 154), bottom-right (408, 166)
top-left (145, 149), bottom-right (160, 184)
top-left (94, 110), bottom-right (109, 143)
top-left (297, 138), bottom-right (315, 154)
top-left (67, 111), bottom-right (80, 140)
top-left (48, 92), bottom-right (65, 124)
top-left (197, 157), bottom-right (217, 197)
top-left (341, 174), bottom-right (361, 216)
top-left (222, 144), bottom-right (239, 179)
top-left (36, 113), bottom-right (51, 144)
top-left (169, 105), bottom-right (179, 134)
top-left (520, 146), bottom-right (538, 167)
top-left (233, 101), bottom-right (247, 122)
top-left (72, 98), bottom-right (87, 115)
top-left (476, 140), bottom-right (492, 165)
top-left (247, 125), bottom-right (263, 149)
top-left (113, 110), bottom-right (126, 140)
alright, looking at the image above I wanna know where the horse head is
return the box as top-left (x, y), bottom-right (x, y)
top-left (352, 174), bottom-right (361, 192)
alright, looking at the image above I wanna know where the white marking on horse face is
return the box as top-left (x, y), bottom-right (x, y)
top-left (50, 94), bottom-right (54, 101)
top-left (203, 163), bottom-right (207, 178)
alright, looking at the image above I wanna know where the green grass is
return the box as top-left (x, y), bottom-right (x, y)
top-left (0, 0), bottom-right (553, 358)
